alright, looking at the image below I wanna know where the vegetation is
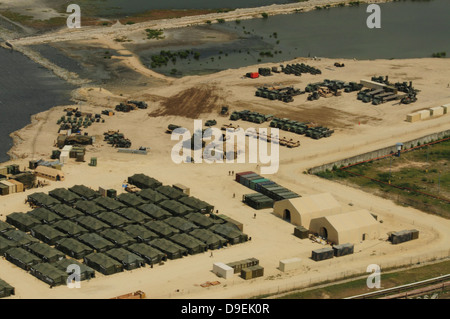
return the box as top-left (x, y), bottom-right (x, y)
top-left (145, 29), bottom-right (165, 40)
top-left (261, 12), bottom-right (269, 19)
top-left (149, 50), bottom-right (201, 68)
top-left (205, 20), bottom-right (212, 24)
top-left (217, 18), bottom-right (225, 24)
top-left (432, 52), bottom-right (447, 58)
top-left (315, 138), bottom-right (450, 218)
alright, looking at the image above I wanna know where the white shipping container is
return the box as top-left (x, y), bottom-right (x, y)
top-left (60, 151), bottom-right (70, 164)
top-left (279, 258), bottom-right (302, 272)
top-left (429, 107), bottom-right (444, 117)
top-left (418, 110), bottom-right (431, 120)
top-left (213, 262), bottom-right (234, 279)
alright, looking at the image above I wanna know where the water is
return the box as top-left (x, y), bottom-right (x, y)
top-left (78, 0), bottom-right (296, 17)
top-left (137, 0), bottom-right (450, 77)
top-left (0, 48), bottom-right (75, 163)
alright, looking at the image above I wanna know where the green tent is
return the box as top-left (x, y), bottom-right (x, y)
top-left (51, 204), bottom-right (85, 220)
top-left (137, 188), bottom-right (168, 204)
top-left (78, 233), bottom-right (115, 253)
top-left (117, 193), bottom-right (146, 207)
top-left (27, 207), bottom-right (62, 224)
top-left (189, 229), bottom-right (227, 250)
top-left (169, 233), bottom-right (207, 255)
top-left (84, 253), bottom-right (123, 275)
top-left (164, 217), bottom-right (198, 233)
top-left (53, 220), bottom-right (88, 237)
top-left (209, 224), bottom-right (248, 245)
top-left (137, 203), bottom-right (172, 220)
top-left (96, 211), bottom-right (132, 229)
top-left (155, 185), bottom-right (188, 200)
top-left (0, 279), bottom-right (15, 298)
top-left (116, 207), bottom-right (152, 224)
top-left (30, 224), bottom-right (67, 245)
top-left (5, 247), bottom-right (42, 270)
top-left (30, 263), bottom-right (68, 287)
top-left (100, 229), bottom-right (136, 247)
top-left (74, 201), bottom-right (106, 216)
top-left (149, 238), bottom-right (187, 260)
top-left (27, 192), bottom-right (60, 208)
top-left (55, 238), bottom-right (93, 259)
top-left (178, 196), bottom-right (214, 214)
top-left (144, 220), bottom-right (179, 238)
top-left (27, 242), bottom-right (65, 263)
top-left (6, 212), bottom-right (40, 232)
top-left (49, 188), bottom-right (82, 205)
top-left (106, 248), bottom-right (145, 270)
top-left (3, 230), bottom-right (39, 247)
top-left (69, 185), bottom-right (101, 200)
top-left (128, 174), bottom-right (162, 190)
top-left (185, 213), bottom-right (215, 228)
top-left (0, 237), bottom-right (18, 255)
top-left (53, 258), bottom-right (95, 281)
top-left (123, 225), bottom-right (158, 243)
top-left (75, 216), bottom-right (109, 233)
top-left (158, 200), bottom-right (194, 217)
top-left (128, 243), bottom-right (166, 265)
top-left (93, 196), bottom-right (126, 212)
top-left (0, 220), bottom-right (14, 234)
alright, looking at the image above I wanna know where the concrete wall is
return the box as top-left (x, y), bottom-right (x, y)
top-left (309, 129), bottom-right (450, 174)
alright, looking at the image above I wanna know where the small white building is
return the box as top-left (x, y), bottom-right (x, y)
top-left (213, 262), bottom-right (234, 279)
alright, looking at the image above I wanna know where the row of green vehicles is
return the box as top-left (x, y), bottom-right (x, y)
top-left (270, 118), bottom-right (334, 139)
top-left (255, 86), bottom-right (304, 103)
top-left (281, 63), bottom-right (321, 76)
top-left (230, 110), bottom-right (274, 123)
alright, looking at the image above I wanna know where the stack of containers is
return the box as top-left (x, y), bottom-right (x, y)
top-left (240, 265), bottom-right (264, 280)
top-left (243, 193), bottom-right (274, 210)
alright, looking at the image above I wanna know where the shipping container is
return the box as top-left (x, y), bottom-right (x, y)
top-left (255, 181), bottom-right (276, 192)
top-left (311, 247), bottom-right (334, 261)
top-left (390, 230), bottom-right (413, 245)
top-left (249, 178), bottom-right (270, 190)
top-left (0, 184), bottom-right (9, 196)
top-left (235, 171), bottom-right (255, 183)
top-left (0, 181), bottom-right (16, 194)
top-left (294, 226), bottom-right (309, 239)
top-left (333, 243), bottom-right (354, 257)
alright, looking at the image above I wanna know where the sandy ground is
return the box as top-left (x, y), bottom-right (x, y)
top-left (0, 54), bottom-right (449, 299)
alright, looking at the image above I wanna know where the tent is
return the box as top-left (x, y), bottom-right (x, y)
top-left (69, 185), bottom-right (101, 200)
top-left (55, 238), bottom-right (93, 259)
top-left (27, 192), bottom-right (60, 208)
top-left (158, 200), bottom-right (194, 217)
top-left (78, 233), bottom-right (115, 253)
top-left (100, 229), bottom-right (136, 247)
top-left (164, 217), bottom-right (198, 233)
top-left (27, 207), bottom-right (62, 224)
top-left (137, 203), bottom-right (172, 220)
top-left (144, 221), bottom-right (179, 238)
top-left (209, 224), bottom-right (248, 245)
top-left (149, 238), bottom-right (188, 260)
top-left (189, 229), bottom-right (227, 250)
top-left (185, 213), bottom-right (215, 228)
top-left (178, 196), bottom-right (214, 214)
top-left (53, 258), bottom-right (95, 281)
top-left (30, 224), bottom-right (67, 245)
top-left (5, 247), bottom-right (41, 270)
top-left (128, 174), bottom-right (162, 190)
top-left (309, 210), bottom-right (380, 245)
top-left (30, 263), bottom-right (68, 287)
top-left (96, 211), bottom-right (132, 229)
top-left (3, 229), bottom-right (39, 247)
top-left (93, 196), bottom-right (127, 212)
top-left (6, 212), bottom-right (40, 232)
top-left (27, 242), bottom-right (65, 263)
top-left (75, 216), bottom-right (109, 232)
top-left (117, 193), bottom-right (146, 207)
top-left (127, 243), bottom-right (166, 265)
top-left (0, 279), bottom-right (15, 298)
top-left (169, 233), bottom-right (207, 255)
top-left (51, 204), bottom-right (85, 220)
top-left (0, 237), bottom-right (18, 255)
top-left (116, 207), bottom-right (152, 224)
top-left (155, 185), bottom-right (188, 200)
top-left (53, 220), bottom-right (88, 237)
top-left (106, 248), bottom-right (145, 270)
top-left (137, 188), bottom-right (168, 204)
top-left (74, 201), bottom-right (106, 216)
top-left (0, 220), bottom-right (14, 234)
top-left (273, 193), bottom-right (342, 228)
top-left (49, 188), bottom-right (82, 205)
top-left (84, 253), bottom-right (124, 275)
top-left (123, 225), bottom-right (159, 243)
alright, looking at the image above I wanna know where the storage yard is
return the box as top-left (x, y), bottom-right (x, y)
top-left (0, 28), bottom-right (449, 299)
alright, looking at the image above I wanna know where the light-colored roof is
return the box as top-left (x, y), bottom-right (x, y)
top-left (323, 210), bottom-right (378, 232)
top-left (287, 193), bottom-right (340, 214)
